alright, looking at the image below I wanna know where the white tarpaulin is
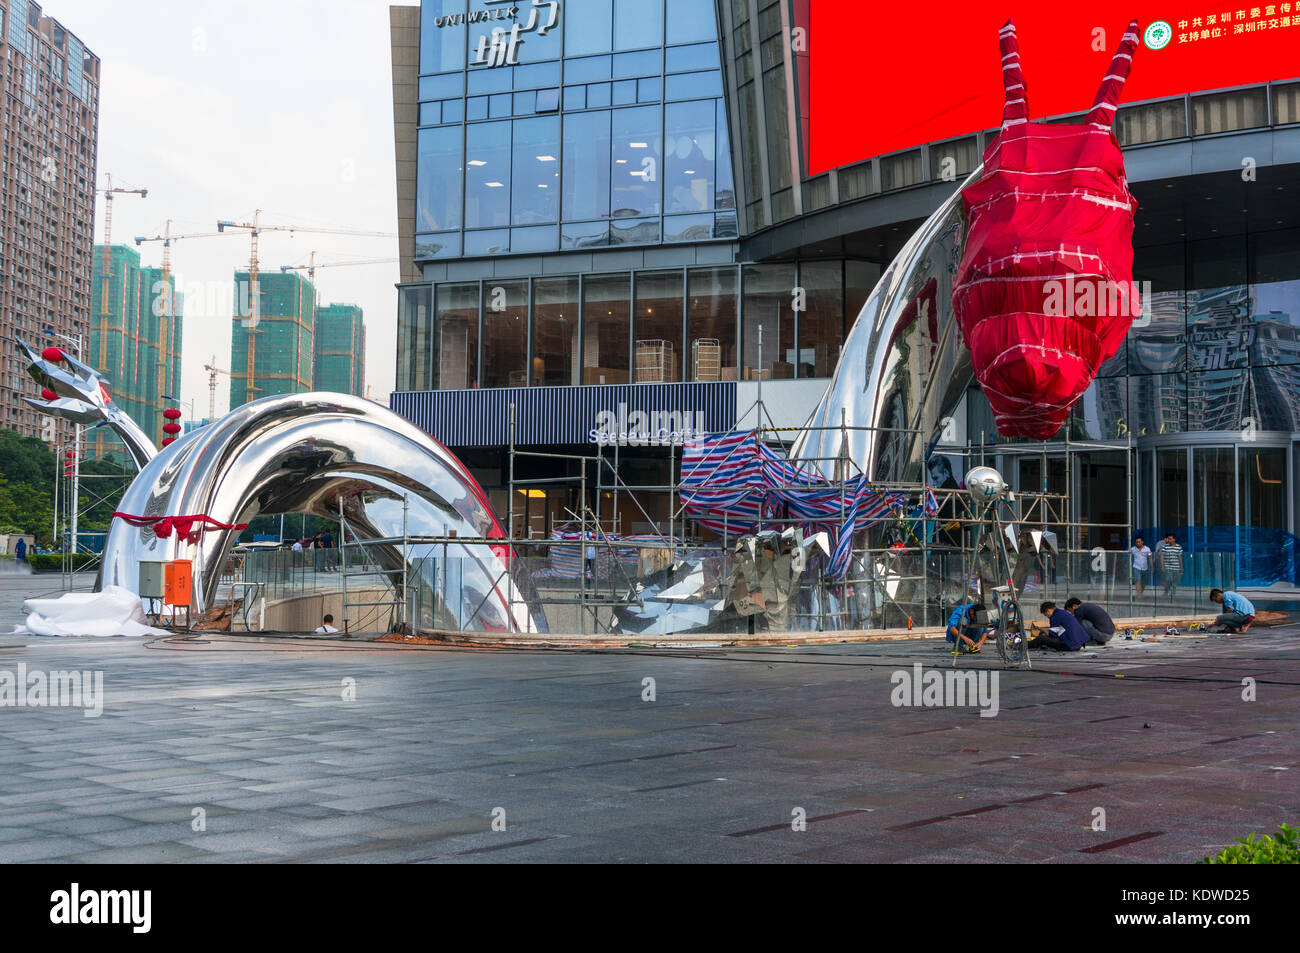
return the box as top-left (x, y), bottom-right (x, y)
top-left (14, 586), bottom-right (169, 638)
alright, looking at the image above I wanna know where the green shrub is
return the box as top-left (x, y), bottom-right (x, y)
top-left (1199, 823), bottom-right (1299, 864)
top-left (27, 553), bottom-right (98, 573)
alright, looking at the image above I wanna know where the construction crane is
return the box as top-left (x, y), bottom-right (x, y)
top-left (133, 222), bottom-right (229, 412)
top-left (96, 174), bottom-right (148, 369)
top-left (201, 356), bottom-right (233, 423)
top-left (279, 252), bottom-right (399, 279)
top-left (216, 211), bottom-right (396, 406)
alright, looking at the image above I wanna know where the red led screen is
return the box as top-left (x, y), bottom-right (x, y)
top-left (806, 2), bottom-right (1300, 175)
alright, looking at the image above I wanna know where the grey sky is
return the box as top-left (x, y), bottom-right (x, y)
top-left (52, 0), bottom-right (402, 418)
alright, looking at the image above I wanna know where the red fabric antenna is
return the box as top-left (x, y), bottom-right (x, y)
top-left (952, 20), bottom-right (1141, 439)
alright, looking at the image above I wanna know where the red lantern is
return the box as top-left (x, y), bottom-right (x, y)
top-left (161, 437), bottom-right (175, 447)
top-left (41, 346), bottom-right (65, 362)
top-left (41, 388), bottom-right (57, 401)
top-left (162, 422), bottom-right (182, 435)
top-left (162, 407), bottom-right (182, 420)
top-left (65, 450), bottom-right (75, 459)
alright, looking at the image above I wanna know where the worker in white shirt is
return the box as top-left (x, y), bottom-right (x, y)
top-left (315, 613), bottom-right (339, 634)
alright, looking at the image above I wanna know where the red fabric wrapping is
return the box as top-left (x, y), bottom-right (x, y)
top-left (113, 512), bottom-right (249, 541)
top-left (952, 18), bottom-right (1140, 439)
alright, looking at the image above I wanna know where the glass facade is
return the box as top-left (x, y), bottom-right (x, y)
top-left (414, 0), bottom-right (734, 260)
top-left (397, 259), bottom-right (868, 390)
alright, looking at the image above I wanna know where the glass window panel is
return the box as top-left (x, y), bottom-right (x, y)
top-left (514, 61), bottom-right (561, 89)
top-left (1189, 369), bottom-right (1247, 431)
top-left (742, 263), bottom-right (796, 380)
top-left (688, 266), bottom-right (738, 381)
top-left (1252, 364), bottom-right (1300, 431)
top-left (441, 98), bottom-right (463, 123)
top-left (416, 126), bottom-right (463, 232)
top-left (419, 72), bottom-right (464, 99)
top-left (664, 99), bottom-right (715, 213)
top-left (511, 117), bottom-right (558, 225)
top-left (609, 217), bottom-right (661, 245)
top-left (613, 49), bottom-right (660, 78)
top-left (638, 77), bottom-right (662, 103)
top-left (586, 82), bottom-right (611, 107)
top-left (532, 276), bottom-right (581, 386)
top-left (1157, 448), bottom-right (1188, 530)
top-left (614, 0), bottom-right (663, 50)
top-left (1070, 377), bottom-right (1128, 441)
top-left (582, 273), bottom-right (631, 385)
top-left (513, 91), bottom-right (535, 114)
top-left (565, 54), bottom-right (612, 83)
top-left (464, 120), bottom-right (511, 228)
top-left (1251, 227), bottom-right (1300, 366)
top-left (664, 213), bottom-right (713, 243)
top-left (489, 92), bottom-right (512, 117)
top-left (1192, 87), bottom-right (1269, 135)
top-left (420, 0), bottom-right (467, 74)
top-left (415, 231), bottom-right (461, 261)
top-left (1188, 286), bottom-right (1252, 372)
top-left (464, 229), bottom-right (511, 256)
top-left (517, 17), bottom-right (561, 63)
top-left (562, 220), bottom-right (610, 249)
top-left (714, 211), bottom-right (737, 239)
top-left (1194, 446), bottom-right (1236, 532)
top-left (613, 80), bottom-right (637, 105)
top-left (482, 279), bottom-right (529, 387)
top-left (563, 111), bottom-right (611, 221)
top-left (633, 271), bottom-right (684, 382)
top-left (466, 95), bottom-right (488, 120)
top-left (511, 224), bottom-right (557, 253)
top-left (420, 102), bottom-right (442, 126)
top-left (666, 0), bottom-right (717, 45)
top-left (563, 85), bottom-right (586, 109)
top-left (535, 87), bottom-right (560, 112)
top-left (665, 70), bottom-right (723, 100)
top-left (845, 260), bottom-right (882, 328)
top-left (1128, 373), bottom-right (1185, 437)
top-left (796, 260), bottom-right (842, 378)
top-left (611, 105), bottom-right (662, 217)
top-left (397, 285), bottom-right (432, 391)
top-left (468, 67), bottom-right (513, 94)
top-left (714, 99), bottom-right (734, 210)
top-left (564, 0), bottom-right (613, 57)
top-left (1239, 447), bottom-right (1286, 531)
top-left (435, 282), bottom-right (479, 389)
top-left (666, 42), bottom-right (719, 73)
top-left (1128, 290), bottom-right (1187, 374)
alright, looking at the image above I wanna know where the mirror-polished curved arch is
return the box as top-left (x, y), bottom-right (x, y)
top-left (99, 392), bottom-right (546, 634)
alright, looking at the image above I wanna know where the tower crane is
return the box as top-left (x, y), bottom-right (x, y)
top-left (133, 222), bottom-right (229, 406)
top-left (96, 174), bottom-right (148, 369)
top-left (278, 253), bottom-right (399, 279)
top-left (216, 212), bottom-right (396, 406)
top-left (201, 357), bottom-right (233, 423)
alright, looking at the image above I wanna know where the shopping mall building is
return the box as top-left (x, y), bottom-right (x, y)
top-left (388, 1), bottom-right (1300, 585)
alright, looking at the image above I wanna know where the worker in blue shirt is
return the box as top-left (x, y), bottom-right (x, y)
top-left (1029, 600), bottom-right (1089, 651)
top-left (946, 601), bottom-right (991, 654)
top-left (1209, 588), bottom-right (1255, 633)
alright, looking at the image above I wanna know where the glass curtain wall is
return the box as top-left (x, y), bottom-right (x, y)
top-left (581, 273), bottom-right (631, 385)
top-left (632, 271), bottom-right (684, 382)
top-left (742, 263), bottom-right (796, 379)
top-left (480, 280), bottom-right (528, 388)
top-left (435, 282), bottom-right (480, 389)
top-left (687, 266), bottom-right (737, 381)
top-left (532, 276), bottom-right (580, 386)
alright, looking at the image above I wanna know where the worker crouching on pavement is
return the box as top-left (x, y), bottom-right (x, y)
top-left (946, 601), bottom-right (992, 654)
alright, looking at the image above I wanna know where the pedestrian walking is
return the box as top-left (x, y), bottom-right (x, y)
top-left (1129, 534), bottom-right (1151, 596)
top-left (1155, 532), bottom-right (1183, 600)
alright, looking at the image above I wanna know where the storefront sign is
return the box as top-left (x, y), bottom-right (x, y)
top-left (431, 1), bottom-right (561, 68)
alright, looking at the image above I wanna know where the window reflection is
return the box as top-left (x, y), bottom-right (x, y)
top-left (435, 282), bottom-right (479, 389)
top-left (397, 285), bottom-right (432, 391)
top-left (532, 276), bottom-right (579, 386)
top-left (614, 0), bottom-right (663, 51)
top-left (481, 279), bottom-right (528, 387)
top-left (634, 271), bottom-right (684, 382)
top-left (582, 273), bottom-right (631, 384)
top-left (1128, 373), bottom-right (1186, 437)
top-left (563, 111), bottom-right (611, 221)
top-left (511, 116), bottom-right (559, 224)
top-left (419, 0), bottom-right (467, 74)
top-left (417, 126), bottom-right (463, 232)
top-left (664, 100), bottom-right (715, 213)
top-left (564, 0), bottom-right (613, 57)
top-left (465, 120), bottom-right (512, 228)
top-left (688, 266), bottom-right (737, 381)
top-left (796, 260), bottom-right (842, 378)
top-left (666, 0), bottom-right (717, 46)
top-left (742, 264), bottom-right (796, 380)
top-left (611, 105), bottom-right (662, 217)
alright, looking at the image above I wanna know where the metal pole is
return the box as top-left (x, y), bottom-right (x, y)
top-left (70, 424), bottom-right (81, 556)
top-left (402, 494), bottom-right (410, 631)
top-left (508, 403), bottom-right (516, 539)
top-left (1127, 429), bottom-right (1134, 622)
top-left (339, 495), bottom-right (349, 637)
top-left (580, 456), bottom-right (587, 635)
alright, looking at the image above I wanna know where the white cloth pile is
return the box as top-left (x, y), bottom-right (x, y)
top-left (14, 586), bottom-right (170, 638)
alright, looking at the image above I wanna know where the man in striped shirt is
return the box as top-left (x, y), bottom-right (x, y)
top-left (1155, 533), bottom-right (1184, 599)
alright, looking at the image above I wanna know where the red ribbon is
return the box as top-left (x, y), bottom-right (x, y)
top-left (113, 512), bottom-right (249, 543)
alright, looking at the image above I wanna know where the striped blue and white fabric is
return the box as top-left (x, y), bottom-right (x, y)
top-left (680, 433), bottom-right (907, 579)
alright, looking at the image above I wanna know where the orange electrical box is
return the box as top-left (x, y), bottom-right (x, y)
top-left (164, 559), bottom-right (192, 607)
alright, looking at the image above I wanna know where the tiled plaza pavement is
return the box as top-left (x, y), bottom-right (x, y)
top-left (0, 575), bottom-right (1296, 862)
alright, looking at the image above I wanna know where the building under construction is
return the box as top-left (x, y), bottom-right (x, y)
top-left (229, 270), bottom-right (316, 407)
top-left (313, 303), bottom-right (365, 397)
